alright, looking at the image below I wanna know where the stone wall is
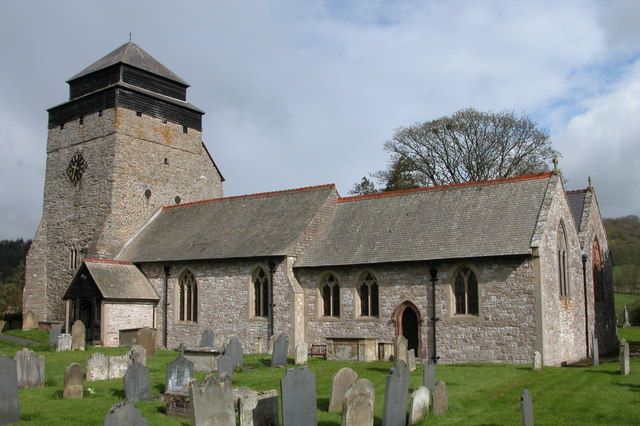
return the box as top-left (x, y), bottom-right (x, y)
top-left (101, 301), bottom-right (156, 347)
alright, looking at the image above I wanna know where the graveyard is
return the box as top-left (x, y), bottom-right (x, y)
top-left (0, 327), bottom-right (639, 425)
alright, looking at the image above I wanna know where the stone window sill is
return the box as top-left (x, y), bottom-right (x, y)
top-left (318, 316), bottom-right (342, 322)
top-left (175, 321), bottom-right (198, 326)
top-left (249, 316), bottom-right (269, 322)
top-left (356, 316), bottom-right (381, 322)
top-left (446, 314), bottom-right (480, 322)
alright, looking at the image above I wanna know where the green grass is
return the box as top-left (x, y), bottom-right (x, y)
top-left (2, 330), bottom-right (640, 425)
top-left (614, 291), bottom-right (640, 321)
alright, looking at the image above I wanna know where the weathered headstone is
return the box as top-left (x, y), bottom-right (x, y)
top-left (49, 326), bottom-right (61, 346)
top-left (520, 388), bottom-right (534, 426)
top-left (239, 392), bottom-right (259, 426)
top-left (623, 305), bottom-right (631, 327)
top-left (104, 401), bottom-right (148, 426)
top-left (268, 335), bottom-right (276, 354)
top-left (329, 367), bottom-right (358, 412)
top-left (129, 344), bottom-right (147, 366)
top-left (63, 363), bottom-right (83, 399)
top-left (592, 337), bottom-right (600, 366)
top-left (271, 334), bottom-right (289, 367)
top-left (295, 343), bottom-right (308, 365)
top-left (423, 361), bottom-right (436, 392)
top-left (0, 319), bottom-right (6, 333)
top-left (238, 389), bottom-right (279, 426)
top-left (189, 374), bottom-right (235, 426)
top-left (394, 335), bottom-right (408, 364)
top-left (280, 367), bottom-right (317, 426)
top-left (407, 349), bottom-right (417, 372)
top-left (124, 362), bottom-right (152, 402)
top-left (22, 310), bottom-right (38, 330)
top-left (409, 386), bottom-right (430, 425)
top-left (136, 327), bottom-right (157, 357)
top-left (200, 329), bottom-right (214, 347)
top-left (342, 378), bottom-right (374, 426)
top-left (0, 355), bottom-right (20, 425)
top-left (166, 354), bottom-right (194, 393)
top-left (15, 348), bottom-right (45, 388)
top-left (109, 354), bottom-right (131, 379)
top-left (217, 354), bottom-right (235, 378)
top-left (71, 320), bottom-right (86, 351)
top-left (533, 350), bottom-right (542, 371)
top-left (57, 333), bottom-right (72, 352)
top-left (620, 339), bottom-right (630, 375)
top-left (382, 360), bottom-right (409, 426)
top-left (87, 352), bottom-right (109, 381)
top-left (225, 336), bottom-right (244, 368)
top-left (432, 380), bottom-right (448, 416)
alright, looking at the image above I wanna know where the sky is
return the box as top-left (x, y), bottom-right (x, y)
top-left (0, 0), bottom-right (639, 240)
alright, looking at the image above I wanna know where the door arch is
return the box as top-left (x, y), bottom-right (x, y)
top-left (393, 301), bottom-right (424, 358)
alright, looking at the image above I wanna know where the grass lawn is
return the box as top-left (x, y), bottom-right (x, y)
top-left (614, 291), bottom-right (640, 321)
top-left (1, 329), bottom-right (640, 425)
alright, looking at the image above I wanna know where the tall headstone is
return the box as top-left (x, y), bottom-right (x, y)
top-left (295, 343), bottom-right (308, 365)
top-left (394, 335), bottom-right (408, 364)
top-left (189, 374), bottom-right (235, 426)
top-left (15, 348), bottom-right (45, 388)
top-left (620, 339), bottom-right (630, 375)
top-left (109, 354), bottom-right (132, 379)
top-left (329, 367), bottom-right (358, 412)
top-left (166, 354), bottom-right (194, 393)
top-left (224, 336), bottom-right (244, 368)
top-left (129, 344), bottom-right (147, 366)
top-left (200, 329), bottom-right (214, 347)
top-left (124, 362), bottom-right (152, 402)
top-left (104, 401), bottom-right (148, 426)
top-left (341, 379), bottom-right (374, 426)
top-left (271, 334), bottom-right (289, 367)
top-left (217, 354), bottom-right (235, 378)
top-left (432, 380), bottom-right (448, 416)
top-left (87, 352), bottom-right (109, 381)
top-left (136, 327), bottom-right (157, 357)
top-left (22, 310), bottom-right (38, 330)
top-left (407, 349), bottom-right (417, 372)
top-left (239, 390), bottom-right (279, 426)
top-left (423, 361), bottom-right (436, 392)
top-left (71, 320), bottom-right (86, 351)
top-left (592, 337), bottom-right (600, 366)
top-left (409, 386), bottom-right (430, 425)
top-left (520, 388), bottom-right (534, 426)
top-left (57, 333), bottom-right (72, 352)
top-left (533, 351), bottom-right (542, 372)
top-left (49, 326), bottom-right (61, 346)
top-left (382, 360), bottom-right (409, 426)
top-left (0, 355), bottom-right (20, 425)
top-left (63, 363), bottom-right (83, 399)
top-left (280, 367), bottom-right (317, 426)
top-left (623, 305), bottom-right (631, 327)
top-left (239, 392), bottom-right (259, 426)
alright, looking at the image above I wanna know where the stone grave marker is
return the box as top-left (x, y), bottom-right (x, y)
top-left (104, 401), bottom-right (148, 426)
top-left (0, 355), bottom-right (20, 424)
top-left (57, 333), bottom-right (72, 352)
top-left (394, 335), bottom-right (408, 364)
top-left (295, 343), bottom-right (308, 365)
top-left (432, 380), bottom-right (448, 416)
top-left (342, 378), bottom-right (374, 426)
top-left (225, 336), bottom-right (244, 368)
top-left (623, 305), bottom-right (631, 327)
top-left (409, 386), bottom-right (430, 425)
top-left (125, 362), bottom-right (152, 402)
top-left (49, 326), bottom-right (61, 346)
top-left (129, 344), bottom-right (147, 366)
top-left (280, 367), bottom-right (317, 426)
top-left (217, 354), bottom-right (235, 378)
top-left (22, 310), bottom-right (38, 330)
top-left (329, 367), bottom-right (358, 412)
top-left (136, 327), bottom-right (157, 357)
top-left (533, 351), bottom-right (542, 371)
top-left (257, 336), bottom-right (264, 354)
top-left (620, 339), bottom-right (630, 375)
top-left (268, 335), bottom-right (276, 354)
top-left (15, 348), bottom-right (45, 388)
top-left (109, 354), bottom-right (131, 379)
top-left (166, 354), bottom-right (194, 393)
top-left (63, 363), bottom-right (84, 399)
top-left (87, 352), bottom-right (109, 381)
top-left (71, 320), bottom-right (86, 351)
top-left (382, 360), bottom-right (409, 426)
top-left (238, 389), bottom-right (279, 426)
top-left (407, 349), bottom-right (417, 372)
top-left (520, 388), bottom-right (534, 426)
top-left (239, 392), bottom-right (259, 426)
top-left (423, 361), bottom-right (436, 392)
top-left (271, 334), bottom-right (289, 367)
top-left (0, 319), bottom-right (6, 333)
top-left (592, 337), bottom-right (599, 366)
top-left (200, 329), bottom-right (214, 347)
top-left (189, 374), bottom-right (235, 426)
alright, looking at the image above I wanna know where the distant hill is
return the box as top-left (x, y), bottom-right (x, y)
top-left (604, 215), bottom-right (640, 293)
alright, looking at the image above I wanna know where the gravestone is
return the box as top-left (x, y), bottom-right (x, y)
top-left (109, 354), bottom-right (131, 379)
top-left (623, 305), bottom-right (631, 327)
top-left (239, 392), bottom-right (259, 426)
top-left (257, 336), bottom-right (264, 354)
top-left (166, 354), bottom-right (194, 393)
top-left (189, 374), bottom-right (235, 426)
top-left (394, 335), bottom-right (408, 364)
top-left (0, 355), bottom-right (20, 425)
top-left (63, 363), bottom-right (83, 399)
top-left (342, 378), bottom-right (374, 426)
top-left (432, 380), bottom-right (448, 416)
top-left (238, 390), bottom-right (279, 426)
top-left (407, 349), bottom-right (416, 372)
top-left (295, 343), bottom-right (308, 365)
top-left (520, 388), bottom-right (534, 426)
top-left (125, 362), bottom-right (152, 402)
top-left (57, 333), bottom-right (72, 352)
top-left (271, 334), bottom-right (289, 367)
top-left (22, 310), bottom-right (38, 330)
top-left (329, 367), bottom-right (358, 412)
top-left (620, 339), bottom-right (630, 375)
top-left (71, 320), bottom-right (86, 351)
top-left (423, 361), bottom-right (436, 392)
top-left (533, 351), bottom-right (542, 371)
top-left (200, 329), bottom-right (214, 347)
top-left (268, 335), bottom-right (276, 354)
top-left (592, 337), bottom-right (600, 366)
top-left (409, 386), bottom-right (430, 425)
top-left (15, 348), bottom-right (45, 388)
top-left (136, 327), bottom-right (157, 357)
top-left (382, 360), bottom-right (409, 426)
top-left (87, 352), bottom-right (109, 381)
top-left (224, 336), bottom-right (244, 368)
top-left (129, 344), bottom-right (147, 366)
top-left (0, 319), bottom-right (6, 333)
top-left (217, 354), bottom-right (235, 378)
top-left (280, 367), bottom-right (317, 426)
top-left (49, 326), bottom-right (61, 346)
top-left (104, 401), bottom-right (148, 426)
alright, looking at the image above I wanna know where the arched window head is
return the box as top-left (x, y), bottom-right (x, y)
top-left (359, 272), bottom-right (379, 317)
top-left (178, 270), bottom-right (198, 322)
top-left (252, 267), bottom-right (270, 318)
top-left (592, 238), bottom-right (604, 302)
top-left (557, 222), bottom-right (569, 297)
top-left (453, 267), bottom-right (478, 316)
top-left (321, 274), bottom-right (340, 318)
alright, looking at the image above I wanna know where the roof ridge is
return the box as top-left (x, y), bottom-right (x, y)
top-left (566, 188), bottom-right (588, 194)
top-left (337, 171), bottom-right (553, 203)
top-left (84, 258), bottom-right (132, 265)
top-left (163, 183), bottom-right (336, 210)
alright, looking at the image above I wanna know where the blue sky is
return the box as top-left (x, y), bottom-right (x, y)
top-left (0, 0), bottom-right (639, 239)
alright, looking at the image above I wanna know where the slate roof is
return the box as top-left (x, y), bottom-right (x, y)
top-left (566, 189), bottom-right (587, 230)
top-left (296, 172), bottom-right (553, 268)
top-left (117, 184), bottom-right (337, 263)
top-left (68, 42), bottom-right (189, 85)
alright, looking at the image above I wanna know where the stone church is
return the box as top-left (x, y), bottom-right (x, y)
top-left (23, 42), bottom-right (617, 366)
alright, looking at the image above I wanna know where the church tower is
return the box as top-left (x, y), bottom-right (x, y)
top-left (24, 42), bottom-right (224, 322)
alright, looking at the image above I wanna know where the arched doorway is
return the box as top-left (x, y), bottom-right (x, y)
top-left (393, 301), bottom-right (424, 358)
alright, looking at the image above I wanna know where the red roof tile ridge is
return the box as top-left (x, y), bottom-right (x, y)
top-left (163, 183), bottom-right (336, 210)
top-left (337, 171), bottom-right (553, 203)
top-left (84, 258), bottom-right (132, 265)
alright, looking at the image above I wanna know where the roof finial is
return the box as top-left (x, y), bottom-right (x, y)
top-left (552, 156), bottom-right (559, 174)
top-left (587, 176), bottom-right (593, 191)
top-left (128, 31), bottom-right (133, 42)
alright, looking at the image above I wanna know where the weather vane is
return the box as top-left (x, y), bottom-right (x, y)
top-left (129, 31), bottom-right (133, 42)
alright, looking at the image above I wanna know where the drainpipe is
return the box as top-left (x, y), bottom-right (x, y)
top-left (268, 259), bottom-right (276, 339)
top-left (163, 265), bottom-right (171, 349)
top-left (581, 251), bottom-right (590, 357)
top-left (429, 265), bottom-right (440, 364)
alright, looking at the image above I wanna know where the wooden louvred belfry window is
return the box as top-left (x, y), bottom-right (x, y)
top-left (359, 272), bottom-right (380, 317)
top-left (179, 270), bottom-right (198, 322)
top-left (252, 267), bottom-right (270, 318)
top-left (454, 267), bottom-right (478, 315)
top-left (321, 274), bottom-right (340, 318)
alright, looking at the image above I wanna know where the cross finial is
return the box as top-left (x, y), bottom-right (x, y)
top-left (587, 176), bottom-right (593, 191)
top-left (552, 156), bottom-right (559, 174)
top-left (128, 31), bottom-right (133, 42)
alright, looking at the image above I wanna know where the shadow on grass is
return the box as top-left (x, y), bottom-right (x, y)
top-left (584, 370), bottom-right (620, 376)
top-left (365, 365), bottom-right (390, 373)
top-left (317, 397), bottom-right (330, 412)
top-left (155, 383), bottom-right (165, 394)
top-left (21, 412), bottom-right (45, 421)
top-left (111, 388), bottom-right (125, 398)
top-left (51, 389), bottom-right (63, 399)
top-left (617, 383), bottom-right (640, 393)
top-left (156, 405), bottom-right (167, 414)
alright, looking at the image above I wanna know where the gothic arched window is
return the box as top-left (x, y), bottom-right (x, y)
top-left (558, 222), bottom-right (570, 297)
top-left (453, 267), bottom-right (478, 315)
top-left (321, 274), bottom-right (340, 318)
top-left (252, 267), bottom-right (270, 318)
top-left (359, 272), bottom-right (379, 317)
top-left (178, 270), bottom-right (198, 322)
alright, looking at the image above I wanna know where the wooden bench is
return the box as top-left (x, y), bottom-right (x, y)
top-left (308, 344), bottom-right (327, 358)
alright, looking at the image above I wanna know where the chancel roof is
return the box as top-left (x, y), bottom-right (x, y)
top-left (566, 189), bottom-right (587, 231)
